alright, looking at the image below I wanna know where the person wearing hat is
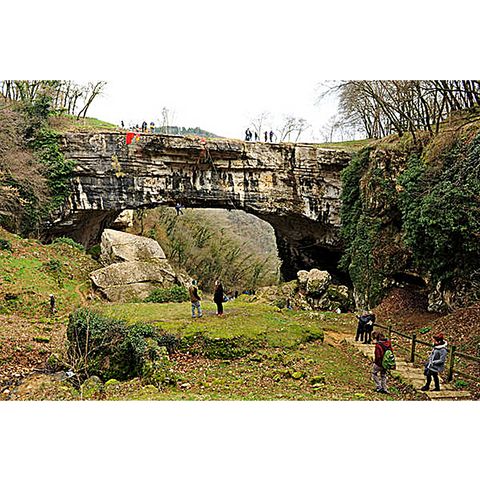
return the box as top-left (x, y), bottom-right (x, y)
top-left (421, 333), bottom-right (448, 391)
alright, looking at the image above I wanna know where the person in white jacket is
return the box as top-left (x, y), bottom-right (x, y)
top-left (421, 333), bottom-right (448, 391)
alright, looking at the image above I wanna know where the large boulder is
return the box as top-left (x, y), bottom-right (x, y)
top-left (111, 210), bottom-right (134, 230)
top-left (306, 269), bottom-right (331, 298)
top-left (297, 270), bottom-right (309, 290)
top-left (90, 259), bottom-right (181, 302)
top-left (100, 228), bottom-right (166, 265)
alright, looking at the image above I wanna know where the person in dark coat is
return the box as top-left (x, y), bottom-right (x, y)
top-left (363, 311), bottom-right (375, 344)
top-left (49, 294), bottom-right (56, 315)
top-left (213, 279), bottom-right (224, 315)
top-left (355, 311), bottom-right (375, 343)
top-left (421, 333), bottom-right (448, 391)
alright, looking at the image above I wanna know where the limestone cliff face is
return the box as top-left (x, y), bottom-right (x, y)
top-left (54, 132), bottom-right (351, 280)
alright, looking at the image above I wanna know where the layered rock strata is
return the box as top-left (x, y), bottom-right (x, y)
top-left (55, 132), bottom-right (351, 280)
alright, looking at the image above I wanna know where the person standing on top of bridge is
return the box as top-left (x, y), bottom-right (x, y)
top-left (421, 333), bottom-right (448, 391)
top-left (120, 120), bottom-right (125, 129)
top-left (254, 131), bottom-right (259, 141)
top-left (141, 121), bottom-right (148, 132)
top-left (245, 128), bottom-right (252, 141)
top-left (150, 121), bottom-right (155, 133)
top-left (264, 131), bottom-right (268, 142)
top-left (269, 130), bottom-right (276, 142)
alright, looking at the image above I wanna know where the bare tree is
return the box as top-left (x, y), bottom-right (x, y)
top-left (250, 111), bottom-right (271, 138)
top-left (277, 115), bottom-right (310, 142)
top-left (76, 81), bottom-right (107, 119)
top-left (319, 80), bottom-right (480, 141)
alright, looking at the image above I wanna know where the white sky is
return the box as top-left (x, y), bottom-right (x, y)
top-left (2, 0), bottom-right (479, 476)
top-left (4, 1), bottom-right (479, 143)
top-left (89, 77), bottom-right (339, 141)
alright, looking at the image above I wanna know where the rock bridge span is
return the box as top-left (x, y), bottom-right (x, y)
top-left (55, 132), bottom-right (352, 279)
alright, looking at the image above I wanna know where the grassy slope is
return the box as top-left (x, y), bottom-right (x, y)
top-left (48, 114), bottom-right (117, 132)
top-left (0, 228), bottom-right (99, 385)
top-left (0, 227), bottom-right (420, 401)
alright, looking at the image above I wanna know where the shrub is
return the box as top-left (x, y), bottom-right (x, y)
top-left (87, 244), bottom-right (101, 259)
top-left (43, 258), bottom-right (62, 273)
top-left (144, 285), bottom-right (189, 303)
top-left (0, 239), bottom-right (12, 251)
top-left (53, 236), bottom-right (85, 252)
top-left (66, 308), bottom-right (178, 385)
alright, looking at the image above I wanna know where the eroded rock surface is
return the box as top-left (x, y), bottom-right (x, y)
top-left (100, 228), bottom-right (166, 265)
top-left (90, 229), bottom-right (187, 302)
top-left (54, 133), bottom-right (352, 280)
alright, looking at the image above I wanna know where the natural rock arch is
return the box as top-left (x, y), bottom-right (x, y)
top-left (52, 132), bottom-right (352, 281)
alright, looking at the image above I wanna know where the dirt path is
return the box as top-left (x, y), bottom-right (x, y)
top-left (327, 330), bottom-right (472, 400)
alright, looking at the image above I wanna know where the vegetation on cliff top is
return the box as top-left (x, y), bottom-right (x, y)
top-left (340, 108), bottom-right (480, 309)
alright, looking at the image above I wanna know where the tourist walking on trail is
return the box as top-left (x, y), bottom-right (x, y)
top-left (213, 279), bottom-right (225, 316)
top-left (372, 332), bottom-right (394, 394)
top-left (421, 333), bottom-right (448, 391)
top-left (189, 280), bottom-right (202, 318)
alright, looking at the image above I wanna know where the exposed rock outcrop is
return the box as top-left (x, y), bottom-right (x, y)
top-left (53, 133), bottom-right (352, 281)
top-left (90, 229), bottom-right (187, 302)
top-left (90, 259), bottom-right (179, 302)
top-left (99, 228), bottom-right (166, 265)
top-left (256, 268), bottom-right (352, 312)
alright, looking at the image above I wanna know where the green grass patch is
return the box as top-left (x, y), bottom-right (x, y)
top-left (314, 139), bottom-right (373, 152)
top-left (99, 299), bottom-right (324, 350)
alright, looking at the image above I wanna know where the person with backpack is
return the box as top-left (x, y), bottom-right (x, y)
top-left (372, 331), bottom-right (395, 394)
top-left (189, 280), bottom-right (202, 318)
top-left (421, 333), bottom-right (448, 391)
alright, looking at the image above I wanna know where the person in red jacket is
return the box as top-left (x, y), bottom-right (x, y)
top-left (372, 332), bottom-right (392, 394)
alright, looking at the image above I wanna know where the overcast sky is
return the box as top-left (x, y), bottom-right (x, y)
top-left (88, 77), bottom-right (338, 141)
top-left (5, 1), bottom-right (478, 144)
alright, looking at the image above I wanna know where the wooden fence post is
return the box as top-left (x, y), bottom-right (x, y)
top-left (447, 345), bottom-right (456, 382)
top-left (410, 334), bottom-right (417, 363)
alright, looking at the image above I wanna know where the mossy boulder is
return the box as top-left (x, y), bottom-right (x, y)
top-left (81, 376), bottom-right (103, 399)
top-left (306, 269), bottom-right (331, 298)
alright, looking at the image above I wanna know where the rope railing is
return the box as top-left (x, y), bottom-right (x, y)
top-left (374, 323), bottom-right (480, 384)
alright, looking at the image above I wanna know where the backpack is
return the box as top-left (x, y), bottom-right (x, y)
top-left (382, 347), bottom-right (396, 370)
